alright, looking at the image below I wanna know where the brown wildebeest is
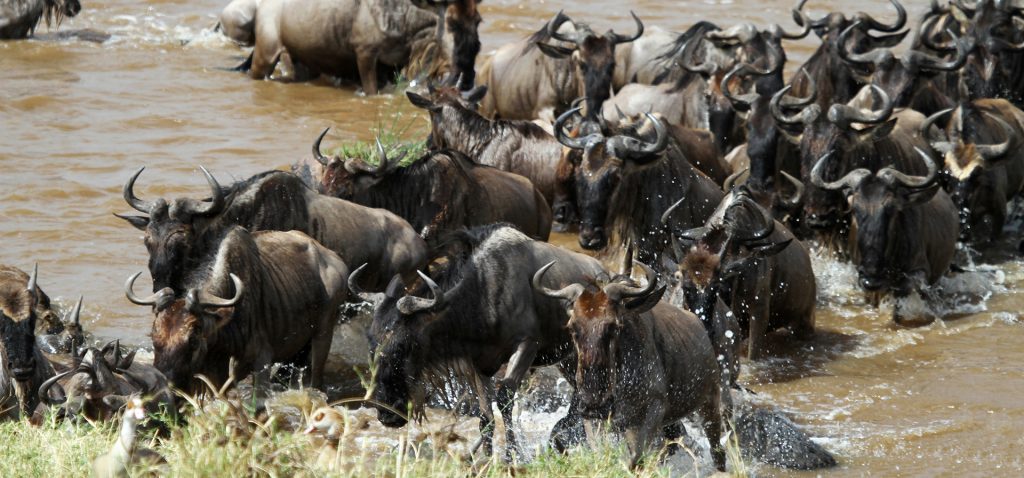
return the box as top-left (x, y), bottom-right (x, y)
top-left (421, 0), bottom-right (482, 90)
top-left (116, 167), bottom-right (426, 293)
top-left (0, 264), bottom-right (81, 349)
top-left (666, 188), bottom-right (816, 360)
top-left (311, 129), bottom-right (552, 242)
top-left (0, 264), bottom-right (56, 420)
top-left (476, 11), bottom-right (643, 122)
top-left (359, 224), bottom-right (608, 458)
top-left (534, 261), bottom-right (726, 470)
top-left (958, 0), bottom-right (1024, 106)
top-left (0, 0), bottom-right (81, 39)
top-left (921, 99), bottom-right (1024, 242)
top-left (811, 148), bottom-right (958, 325)
top-left (244, 0), bottom-right (446, 93)
top-left (125, 227), bottom-right (349, 393)
top-left (406, 85), bottom-right (565, 204)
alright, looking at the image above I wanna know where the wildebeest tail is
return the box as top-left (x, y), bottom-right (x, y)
top-left (226, 52), bottom-right (254, 73)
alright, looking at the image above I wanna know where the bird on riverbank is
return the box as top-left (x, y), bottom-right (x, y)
top-left (92, 396), bottom-right (164, 478)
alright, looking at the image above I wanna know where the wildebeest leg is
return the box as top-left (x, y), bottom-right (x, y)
top-left (496, 341), bottom-right (538, 460)
top-left (626, 401), bottom-right (665, 469)
top-left (701, 395), bottom-right (727, 471)
top-left (468, 371), bottom-right (496, 457)
top-left (662, 421), bottom-right (685, 457)
top-left (744, 291), bottom-right (771, 360)
top-left (356, 48), bottom-right (380, 95)
top-left (308, 327), bottom-right (334, 390)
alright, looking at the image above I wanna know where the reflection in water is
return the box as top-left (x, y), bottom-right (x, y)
top-left (2, 0), bottom-right (1024, 475)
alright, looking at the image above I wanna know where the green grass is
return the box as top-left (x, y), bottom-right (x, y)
top-left (324, 99), bottom-right (429, 168)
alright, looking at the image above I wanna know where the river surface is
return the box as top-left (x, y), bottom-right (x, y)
top-left (2, 0), bottom-right (1023, 475)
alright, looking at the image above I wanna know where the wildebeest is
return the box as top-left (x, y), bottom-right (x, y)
top-left (358, 224), bottom-right (608, 457)
top-left (124, 227), bottom-right (349, 392)
top-left (427, 0), bottom-right (482, 90)
top-left (0, 264), bottom-right (55, 420)
top-left (666, 189), bottom-right (816, 360)
top-left (406, 85), bottom-right (565, 204)
top-left (811, 148), bottom-right (958, 324)
top-left (921, 99), bottom-right (1024, 242)
top-left (0, 264), bottom-right (71, 340)
top-left (216, 0), bottom-right (259, 46)
top-left (116, 166), bottom-right (426, 293)
top-left (534, 260), bottom-right (725, 470)
top-left (0, 0), bottom-right (80, 39)
top-left (553, 108), bottom-right (723, 267)
top-left (36, 295), bottom-right (85, 355)
top-left (38, 342), bottom-right (174, 421)
top-left (476, 11), bottom-right (643, 122)
top-left (245, 0), bottom-right (447, 93)
top-left (959, 0), bottom-right (1024, 106)
top-left (311, 129), bottom-right (552, 242)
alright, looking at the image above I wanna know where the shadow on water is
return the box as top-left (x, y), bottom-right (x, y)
top-left (745, 329), bottom-right (862, 385)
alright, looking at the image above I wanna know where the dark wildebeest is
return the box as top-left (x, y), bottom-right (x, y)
top-left (38, 343), bottom-right (174, 421)
top-left (839, 20), bottom-right (967, 116)
top-left (921, 99), bottom-right (1024, 242)
top-left (35, 295), bottom-right (85, 355)
top-left (772, 84), bottom-right (934, 234)
top-left (0, 264), bottom-right (55, 420)
top-left (0, 264), bottom-right (82, 351)
top-left (357, 224), bottom-right (608, 458)
top-left (244, 0), bottom-right (449, 93)
top-left (553, 108), bottom-right (724, 269)
top-left (477, 11), bottom-right (643, 122)
top-left (534, 261), bottom-right (725, 470)
top-left (426, 0), bottom-right (482, 90)
top-left (959, 0), bottom-right (1024, 106)
top-left (311, 129), bottom-right (552, 242)
top-left (665, 189), bottom-right (815, 360)
top-left (116, 167), bottom-right (426, 293)
top-left (811, 148), bottom-right (958, 325)
top-left (0, 0), bottom-right (81, 39)
top-left (788, 0), bottom-right (910, 108)
top-left (125, 227), bottom-right (349, 392)
top-left (406, 85), bottom-right (565, 204)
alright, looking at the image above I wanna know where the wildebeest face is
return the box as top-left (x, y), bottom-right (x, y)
top-left (575, 141), bottom-right (622, 250)
top-left (574, 36), bottom-right (616, 117)
top-left (848, 179), bottom-right (900, 291)
top-left (552, 149), bottom-right (581, 228)
top-left (0, 271), bottom-right (39, 384)
top-left (566, 288), bottom-right (621, 419)
top-left (143, 215), bottom-right (194, 292)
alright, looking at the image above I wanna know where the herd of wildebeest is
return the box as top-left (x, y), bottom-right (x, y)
top-left (3, 0), bottom-right (1024, 472)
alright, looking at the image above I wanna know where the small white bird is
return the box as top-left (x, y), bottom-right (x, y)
top-left (92, 396), bottom-right (163, 478)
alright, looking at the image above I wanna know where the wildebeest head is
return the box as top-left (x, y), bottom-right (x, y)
top-left (533, 260), bottom-right (662, 419)
top-left (0, 264), bottom-right (41, 386)
top-left (773, 83), bottom-right (898, 230)
top-left (406, 83), bottom-right (489, 148)
top-left (40, 0), bottom-right (82, 29)
top-left (921, 105), bottom-right (1017, 241)
top-left (352, 265), bottom-right (459, 428)
top-left (553, 107), bottom-right (668, 250)
top-left (535, 11), bottom-right (644, 120)
top-left (811, 147), bottom-right (940, 292)
top-left (310, 128), bottom-right (404, 199)
top-left (960, 0), bottom-right (1024, 100)
top-left (664, 192), bottom-right (792, 327)
top-left (37, 342), bottom-right (138, 421)
top-left (416, 0), bottom-right (483, 90)
top-left (116, 167), bottom-right (226, 292)
top-left (125, 272), bottom-right (243, 392)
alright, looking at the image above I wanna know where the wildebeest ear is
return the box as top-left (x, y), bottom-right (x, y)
top-left (406, 91), bottom-right (440, 112)
top-left (536, 41), bottom-right (575, 59)
top-left (904, 183), bottom-right (941, 205)
top-left (747, 238), bottom-right (793, 258)
top-left (623, 284), bottom-right (666, 313)
top-left (114, 213), bottom-right (149, 231)
top-left (862, 118), bottom-right (898, 142)
top-left (103, 394), bottom-right (128, 411)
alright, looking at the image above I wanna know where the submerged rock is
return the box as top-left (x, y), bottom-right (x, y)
top-left (736, 406), bottom-right (837, 470)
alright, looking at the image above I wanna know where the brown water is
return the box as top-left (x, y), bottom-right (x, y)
top-left (2, 0), bottom-right (1023, 475)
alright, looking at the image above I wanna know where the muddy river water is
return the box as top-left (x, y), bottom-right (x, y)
top-left (2, 0), bottom-right (1024, 475)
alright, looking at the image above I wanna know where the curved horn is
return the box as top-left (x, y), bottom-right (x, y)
top-left (975, 113), bottom-right (1015, 160)
top-left (769, 84), bottom-right (821, 126)
top-left (37, 369), bottom-right (75, 406)
top-left (828, 85), bottom-right (893, 126)
top-left (797, 0), bottom-right (831, 29)
top-left (838, 21), bottom-right (895, 68)
top-left (951, 0), bottom-right (976, 16)
top-left (531, 261), bottom-right (585, 302)
top-left (680, 36), bottom-right (715, 75)
top-left (123, 167), bottom-right (157, 214)
top-left (723, 168), bottom-right (749, 191)
top-left (858, 0), bottom-right (907, 33)
top-left (124, 272), bottom-right (162, 306)
top-left (312, 128), bottom-right (331, 166)
top-left (554, 107), bottom-right (591, 150)
top-left (197, 273), bottom-right (244, 309)
top-left (547, 10), bottom-right (578, 44)
top-left (782, 69), bottom-right (817, 107)
top-left (919, 14), bottom-right (957, 53)
top-left (907, 29), bottom-right (969, 71)
top-left (603, 261), bottom-right (657, 301)
top-left (775, 5), bottom-right (812, 39)
top-left (65, 295), bottom-right (83, 326)
top-left (879, 147), bottom-right (938, 188)
top-left (920, 107), bottom-right (956, 154)
top-left (396, 271), bottom-right (447, 315)
top-left (777, 170), bottom-right (805, 209)
top-left (346, 263), bottom-right (376, 302)
top-left (810, 152), bottom-right (872, 191)
top-left (660, 197), bottom-right (686, 225)
top-left (607, 11), bottom-right (644, 45)
top-left (634, 113), bottom-right (669, 156)
top-left (734, 196), bottom-right (776, 242)
top-left (183, 166), bottom-right (226, 217)
top-left (721, 65), bottom-right (761, 111)
top-left (26, 263), bottom-right (38, 296)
